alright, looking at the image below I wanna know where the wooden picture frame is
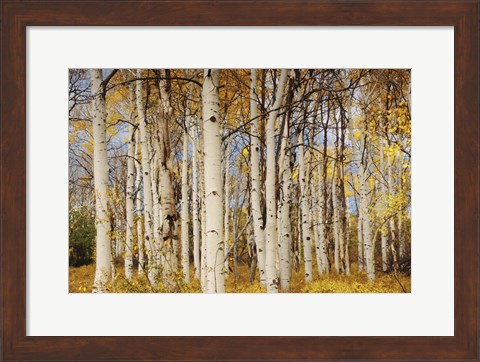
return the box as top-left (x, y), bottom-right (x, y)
top-left (1, 1), bottom-right (478, 360)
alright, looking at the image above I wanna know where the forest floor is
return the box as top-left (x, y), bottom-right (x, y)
top-left (70, 262), bottom-right (411, 293)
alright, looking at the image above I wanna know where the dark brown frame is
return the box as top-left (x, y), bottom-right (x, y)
top-left (1, 1), bottom-right (478, 361)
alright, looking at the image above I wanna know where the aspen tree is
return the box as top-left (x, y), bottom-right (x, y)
top-left (157, 70), bottom-right (178, 284)
top-left (149, 135), bottom-right (162, 268)
top-left (91, 69), bottom-right (112, 293)
top-left (360, 77), bottom-right (380, 281)
top-left (223, 140), bottom-right (231, 276)
top-left (202, 69), bottom-right (225, 293)
top-left (181, 125), bottom-right (190, 283)
top-left (337, 111), bottom-right (349, 275)
top-left (249, 69), bottom-right (267, 284)
top-left (124, 83), bottom-right (135, 280)
top-left (316, 103), bottom-right (330, 275)
top-left (134, 130), bottom-right (144, 275)
top-left (346, 103), bottom-right (365, 272)
top-left (135, 70), bottom-right (156, 285)
top-left (298, 128), bottom-right (313, 282)
top-left (379, 129), bottom-right (389, 272)
top-left (278, 106), bottom-right (292, 291)
top-left (199, 115), bottom-right (208, 292)
top-left (265, 69), bottom-right (288, 293)
top-left (191, 119), bottom-right (201, 280)
top-left (317, 148), bottom-right (329, 275)
top-left (359, 119), bottom-right (374, 280)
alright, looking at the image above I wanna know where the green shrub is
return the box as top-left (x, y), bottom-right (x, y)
top-left (69, 208), bottom-right (95, 266)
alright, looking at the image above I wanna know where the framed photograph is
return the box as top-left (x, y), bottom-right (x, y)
top-left (1, 1), bottom-right (478, 360)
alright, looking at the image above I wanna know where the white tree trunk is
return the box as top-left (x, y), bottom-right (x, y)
top-left (359, 147), bottom-right (374, 280)
top-left (134, 130), bottom-right (144, 275)
top-left (135, 70), bottom-right (156, 285)
top-left (310, 147), bottom-right (321, 276)
top-left (198, 116), bottom-right (208, 292)
top-left (347, 101), bottom-right (364, 273)
top-left (231, 193), bottom-right (240, 280)
top-left (278, 115), bottom-right (292, 291)
top-left (157, 73), bottom-right (178, 284)
top-left (265, 69), bottom-right (288, 293)
top-left (249, 69), bottom-right (267, 285)
top-left (341, 188), bottom-right (350, 275)
top-left (307, 131), bottom-right (318, 277)
top-left (335, 165), bottom-right (348, 275)
top-left (357, 205), bottom-right (364, 271)
top-left (332, 111), bottom-right (349, 275)
top-left (332, 168), bottom-right (340, 273)
top-left (359, 79), bottom-right (378, 280)
top-left (181, 128), bottom-right (190, 283)
top-left (223, 140), bottom-right (231, 276)
top-left (298, 129), bottom-right (313, 282)
top-left (149, 136), bottom-right (162, 269)
top-left (316, 152), bottom-right (329, 275)
top-left (124, 84), bottom-right (135, 281)
top-left (200, 182), bottom-right (207, 291)
top-left (91, 69), bottom-right (112, 293)
top-left (357, 113), bottom-right (374, 281)
top-left (191, 120), bottom-right (201, 280)
top-left (379, 137), bottom-right (389, 272)
top-left (202, 69), bottom-right (225, 293)
top-left (398, 163), bottom-right (405, 260)
top-left (398, 211), bottom-right (404, 260)
top-left (388, 156), bottom-right (396, 270)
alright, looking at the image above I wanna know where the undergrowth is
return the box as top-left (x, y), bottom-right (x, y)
top-left (70, 263), bottom-right (410, 293)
